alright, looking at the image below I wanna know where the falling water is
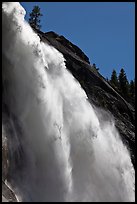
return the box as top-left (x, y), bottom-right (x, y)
top-left (2, 2), bottom-right (135, 202)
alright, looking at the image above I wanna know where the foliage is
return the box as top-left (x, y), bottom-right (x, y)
top-left (29, 6), bottom-right (43, 30)
top-left (129, 79), bottom-right (135, 97)
top-left (110, 69), bottom-right (119, 90)
top-left (109, 68), bottom-right (135, 107)
top-left (118, 68), bottom-right (129, 100)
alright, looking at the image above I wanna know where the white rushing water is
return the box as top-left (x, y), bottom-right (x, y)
top-left (2, 2), bottom-right (135, 202)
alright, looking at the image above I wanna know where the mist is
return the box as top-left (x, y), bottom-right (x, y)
top-left (2, 2), bottom-right (135, 202)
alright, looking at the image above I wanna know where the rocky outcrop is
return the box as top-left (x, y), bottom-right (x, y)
top-left (2, 181), bottom-right (17, 202)
top-left (2, 106), bottom-right (18, 202)
top-left (34, 29), bottom-right (135, 168)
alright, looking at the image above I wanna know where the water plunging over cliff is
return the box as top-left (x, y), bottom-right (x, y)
top-left (2, 2), bottom-right (135, 202)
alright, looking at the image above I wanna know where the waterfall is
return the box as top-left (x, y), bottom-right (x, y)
top-left (2, 2), bottom-right (135, 202)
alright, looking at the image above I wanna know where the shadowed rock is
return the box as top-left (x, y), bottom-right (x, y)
top-left (34, 28), bottom-right (135, 168)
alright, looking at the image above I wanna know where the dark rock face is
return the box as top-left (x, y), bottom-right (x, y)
top-left (34, 29), bottom-right (90, 64)
top-left (2, 181), bottom-right (18, 202)
top-left (34, 29), bottom-right (135, 168)
top-left (2, 104), bottom-right (24, 202)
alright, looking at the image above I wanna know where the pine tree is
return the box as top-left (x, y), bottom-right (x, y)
top-left (110, 69), bottom-right (119, 89)
top-left (29, 6), bottom-right (43, 30)
top-left (118, 68), bottom-right (129, 100)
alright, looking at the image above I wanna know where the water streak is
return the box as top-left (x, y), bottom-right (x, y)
top-left (2, 2), bottom-right (135, 202)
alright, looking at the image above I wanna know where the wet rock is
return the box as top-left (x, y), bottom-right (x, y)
top-left (34, 28), bottom-right (135, 168)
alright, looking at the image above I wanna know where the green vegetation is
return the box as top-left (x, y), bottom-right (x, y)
top-left (110, 69), bottom-right (119, 91)
top-left (108, 68), bottom-right (135, 107)
top-left (118, 68), bottom-right (129, 100)
top-left (29, 6), bottom-right (43, 30)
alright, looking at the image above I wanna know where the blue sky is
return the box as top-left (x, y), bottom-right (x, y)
top-left (20, 2), bottom-right (135, 81)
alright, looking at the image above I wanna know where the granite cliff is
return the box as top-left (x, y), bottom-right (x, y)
top-left (34, 29), bottom-right (135, 168)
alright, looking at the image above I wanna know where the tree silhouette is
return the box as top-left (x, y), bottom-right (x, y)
top-left (110, 69), bottom-right (119, 90)
top-left (109, 68), bottom-right (134, 106)
top-left (118, 68), bottom-right (129, 100)
top-left (29, 6), bottom-right (43, 30)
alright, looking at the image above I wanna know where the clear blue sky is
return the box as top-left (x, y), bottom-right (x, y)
top-left (20, 2), bottom-right (135, 81)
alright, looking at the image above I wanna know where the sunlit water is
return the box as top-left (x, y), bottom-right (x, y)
top-left (2, 2), bottom-right (135, 202)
